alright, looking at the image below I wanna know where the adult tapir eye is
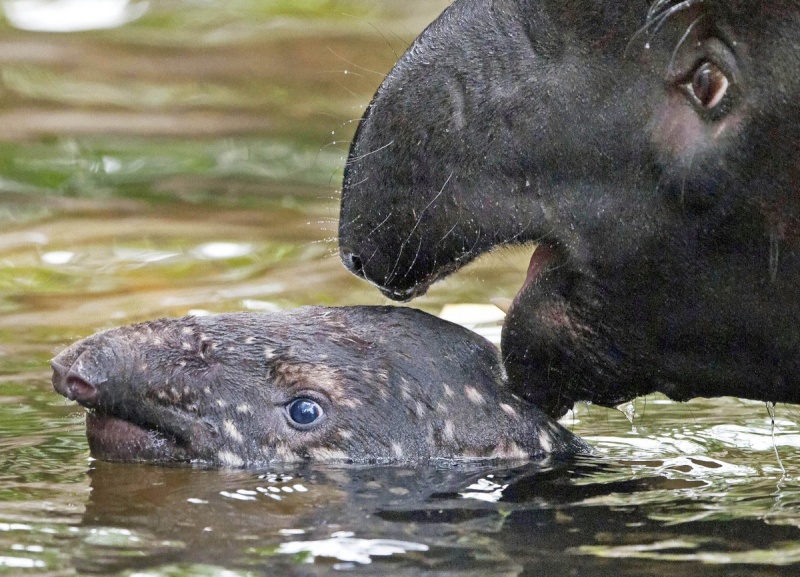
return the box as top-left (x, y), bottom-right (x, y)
top-left (686, 61), bottom-right (729, 110)
top-left (286, 398), bottom-right (324, 428)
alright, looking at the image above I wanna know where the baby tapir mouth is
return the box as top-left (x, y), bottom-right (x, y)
top-left (82, 412), bottom-right (188, 463)
top-left (51, 348), bottom-right (192, 463)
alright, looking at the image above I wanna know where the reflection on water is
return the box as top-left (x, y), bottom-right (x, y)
top-left (29, 457), bottom-right (792, 575)
top-left (3, 0), bottom-right (148, 32)
top-left (276, 534), bottom-right (430, 565)
top-left (1, 0), bottom-right (800, 575)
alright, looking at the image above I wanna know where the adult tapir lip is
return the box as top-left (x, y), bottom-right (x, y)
top-left (339, 0), bottom-right (800, 415)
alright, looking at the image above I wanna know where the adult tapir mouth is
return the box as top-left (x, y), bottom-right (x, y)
top-left (508, 244), bottom-right (561, 312)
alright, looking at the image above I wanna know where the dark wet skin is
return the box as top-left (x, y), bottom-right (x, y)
top-left (338, 0), bottom-right (800, 417)
top-left (51, 306), bottom-right (588, 467)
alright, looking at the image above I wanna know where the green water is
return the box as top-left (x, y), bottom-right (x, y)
top-left (1, 1), bottom-right (800, 575)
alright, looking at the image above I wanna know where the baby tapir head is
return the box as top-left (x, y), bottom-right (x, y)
top-left (51, 306), bottom-right (586, 467)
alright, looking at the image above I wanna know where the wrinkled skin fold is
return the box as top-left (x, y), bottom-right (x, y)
top-left (338, 0), bottom-right (800, 416)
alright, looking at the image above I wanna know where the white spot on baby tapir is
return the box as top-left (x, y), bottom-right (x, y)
top-left (371, 370), bottom-right (389, 386)
top-left (443, 420), bottom-right (456, 443)
top-left (492, 441), bottom-right (528, 460)
top-left (340, 397), bottom-right (363, 409)
top-left (203, 387), bottom-right (212, 395)
top-left (499, 403), bottom-right (519, 419)
top-left (181, 342), bottom-right (193, 351)
top-left (270, 445), bottom-right (303, 463)
top-left (245, 336), bottom-right (256, 345)
top-left (264, 347), bottom-right (276, 360)
top-left (217, 450), bottom-right (244, 467)
top-left (223, 420), bottom-right (243, 443)
top-left (338, 429), bottom-right (353, 440)
top-left (308, 448), bottom-right (350, 461)
top-left (443, 384), bottom-right (454, 398)
top-left (156, 390), bottom-right (170, 402)
top-left (236, 404), bottom-right (252, 414)
top-left (414, 401), bottom-right (426, 418)
top-left (181, 327), bottom-right (193, 335)
top-left (140, 363), bottom-right (148, 372)
top-left (216, 399), bottom-right (228, 409)
top-left (435, 401), bottom-right (448, 415)
top-left (465, 386), bottom-right (486, 406)
top-left (537, 430), bottom-right (554, 453)
top-left (399, 379), bottom-right (413, 402)
top-left (391, 443), bottom-right (404, 459)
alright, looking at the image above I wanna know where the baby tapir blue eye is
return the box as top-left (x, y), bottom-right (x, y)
top-left (287, 398), bottom-right (323, 426)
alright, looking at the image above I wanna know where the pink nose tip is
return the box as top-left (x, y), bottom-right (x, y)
top-left (51, 356), bottom-right (100, 405)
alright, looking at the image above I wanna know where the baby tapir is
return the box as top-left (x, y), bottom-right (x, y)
top-left (51, 306), bottom-right (588, 467)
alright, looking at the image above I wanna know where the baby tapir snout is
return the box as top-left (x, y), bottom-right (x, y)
top-left (51, 328), bottom-right (189, 427)
top-left (51, 337), bottom-right (120, 408)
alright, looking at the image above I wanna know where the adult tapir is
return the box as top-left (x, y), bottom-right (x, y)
top-left (338, 0), bottom-right (800, 417)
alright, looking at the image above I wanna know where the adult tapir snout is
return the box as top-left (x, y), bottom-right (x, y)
top-left (339, 0), bottom-right (655, 299)
top-left (340, 0), bottom-right (800, 413)
top-left (339, 0), bottom-right (664, 300)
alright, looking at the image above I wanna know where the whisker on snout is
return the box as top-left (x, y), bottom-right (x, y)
top-left (345, 140), bottom-right (396, 165)
top-left (389, 172), bottom-right (453, 284)
top-left (325, 46), bottom-right (390, 79)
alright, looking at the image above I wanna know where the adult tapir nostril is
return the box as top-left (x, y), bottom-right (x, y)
top-left (51, 352), bottom-right (101, 406)
top-left (339, 246), bottom-right (365, 279)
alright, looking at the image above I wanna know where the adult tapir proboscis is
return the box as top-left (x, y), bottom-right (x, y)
top-left (338, 0), bottom-right (800, 417)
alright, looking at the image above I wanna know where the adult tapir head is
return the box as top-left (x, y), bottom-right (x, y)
top-left (338, 0), bottom-right (800, 417)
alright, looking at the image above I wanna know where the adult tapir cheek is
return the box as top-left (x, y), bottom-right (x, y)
top-left (650, 93), bottom-right (745, 165)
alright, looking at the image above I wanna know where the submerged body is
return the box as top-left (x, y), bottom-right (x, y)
top-left (338, 0), bottom-right (800, 416)
top-left (51, 306), bottom-right (587, 467)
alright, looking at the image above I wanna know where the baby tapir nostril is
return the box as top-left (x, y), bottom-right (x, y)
top-left (64, 373), bottom-right (99, 404)
top-left (51, 356), bottom-right (101, 406)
